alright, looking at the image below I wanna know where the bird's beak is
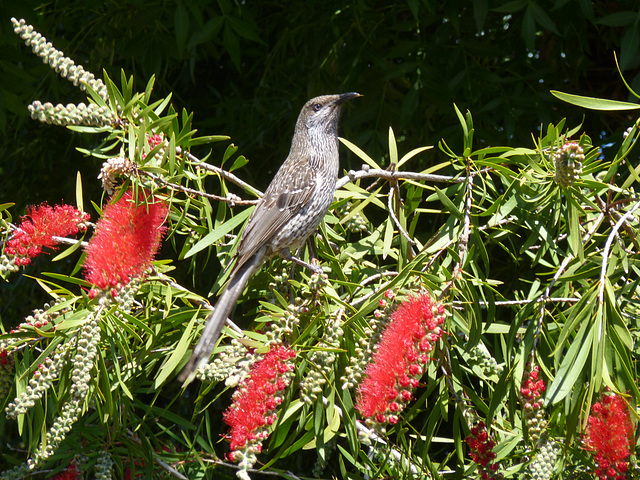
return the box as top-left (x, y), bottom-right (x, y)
top-left (335, 92), bottom-right (362, 105)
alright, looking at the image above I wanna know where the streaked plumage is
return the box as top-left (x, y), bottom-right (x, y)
top-left (178, 92), bottom-right (360, 383)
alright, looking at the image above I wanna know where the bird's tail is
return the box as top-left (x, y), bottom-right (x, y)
top-left (178, 252), bottom-right (263, 384)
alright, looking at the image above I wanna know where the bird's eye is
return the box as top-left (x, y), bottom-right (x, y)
top-left (312, 103), bottom-right (322, 112)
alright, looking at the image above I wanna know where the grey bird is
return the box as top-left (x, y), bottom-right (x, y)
top-left (178, 92), bottom-right (361, 384)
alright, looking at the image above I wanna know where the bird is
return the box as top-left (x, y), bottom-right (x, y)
top-left (178, 92), bottom-right (361, 383)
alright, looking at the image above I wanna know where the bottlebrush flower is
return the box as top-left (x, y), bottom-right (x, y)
top-left (355, 293), bottom-right (445, 427)
top-left (583, 392), bottom-right (634, 479)
top-left (52, 463), bottom-right (80, 480)
top-left (224, 345), bottom-right (296, 474)
top-left (465, 420), bottom-right (500, 479)
top-left (83, 190), bottom-right (167, 293)
top-left (520, 363), bottom-right (547, 443)
top-left (3, 203), bottom-right (89, 266)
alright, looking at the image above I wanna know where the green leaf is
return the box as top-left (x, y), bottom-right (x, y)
top-left (154, 310), bottom-right (198, 387)
top-left (547, 319), bottom-right (593, 403)
top-left (51, 237), bottom-right (84, 262)
top-left (189, 135), bottom-right (230, 146)
top-left (175, 2), bottom-right (189, 53)
top-left (229, 155), bottom-right (249, 173)
top-left (388, 126), bottom-right (398, 166)
top-left (398, 145), bottom-right (432, 168)
top-left (529, 1), bottom-right (560, 35)
top-left (434, 186), bottom-right (463, 220)
top-left (183, 207), bottom-right (252, 258)
top-left (551, 90), bottom-right (640, 110)
top-left (597, 11), bottom-right (637, 26)
top-left (566, 195), bottom-right (583, 260)
top-left (382, 217), bottom-right (394, 260)
top-left (75, 171), bottom-right (84, 212)
top-left (340, 137), bottom-right (381, 170)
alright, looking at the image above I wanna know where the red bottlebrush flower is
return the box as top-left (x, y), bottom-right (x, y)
top-left (224, 345), bottom-right (296, 463)
top-left (583, 392), bottom-right (635, 479)
top-left (465, 421), bottom-right (500, 479)
top-left (4, 203), bottom-right (89, 265)
top-left (520, 364), bottom-right (546, 401)
top-left (83, 190), bottom-right (167, 291)
top-left (520, 363), bottom-right (547, 443)
top-left (355, 293), bottom-right (445, 423)
top-left (52, 464), bottom-right (80, 480)
top-left (147, 134), bottom-right (165, 149)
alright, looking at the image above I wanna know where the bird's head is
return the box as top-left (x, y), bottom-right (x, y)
top-left (297, 92), bottom-right (361, 134)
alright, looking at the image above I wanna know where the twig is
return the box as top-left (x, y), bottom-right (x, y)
top-left (322, 397), bottom-right (422, 476)
top-left (202, 458), bottom-right (303, 479)
top-left (144, 170), bottom-right (259, 206)
top-left (387, 185), bottom-right (416, 247)
top-left (183, 151), bottom-right (264, 197)
top-left (337, 167), bottom-right (463, 190)
top-left (439, 169), bottom-right (474, 300)
top-left (452, 297), bottom-right (580, 309)
top-left (350, 272), bottom-right (399, 307)
top-left (532, 212), bottom-right (605, 351)
top-left (126, 430), bottom-right (187, 479)
top-left (598, 199), bottom-right (640, 306)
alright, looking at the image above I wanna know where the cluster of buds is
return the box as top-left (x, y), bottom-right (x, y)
top-left (527, 437), bottom-right (559, 480)
top-left (98, 156), bottom-right (136, 194)
top-left (267, 301), bottom-right (306, 340)
top-left (268, 267), bottom-right (290, 300)
top-left (583, 392), bottom-right (634, 479)
top-left (0, 348), bottom-right (15, 399)
top-left (355, 292), bottom-right (445, 437)
top-left (145, 133), bottom-right (168, 166)
top-left (2, 299), bottom-right (73, 408)
top-left (553, 141), bottom-right (584, 187)
top-left (336, 201), bottom-right (368, 233)
top-left (342, 289), bottom-right (396, 390)
top-left (465, 420), bottom-right (501, 479)
top-left (6, 357), bottom-right (58, 419)
top-left (196, 339), bottom-right (257, 385)
top-left (300, 309), bottom-right (345, 404)
top-left (19, 298), bottom-right (73, 332)
top-left (11, 18), bottom-right (109, 102)
top-left (25, 315), bottom-right (101, 469)
top-left (94, 451), bottom-right (113, 480)
top-left (7, 313), bottom-right (102, 472)
top-left (224, 345), bottom-right (296, 479)
top-left (520, 363), bottom-right (547, 444)
top-left (70, 314), bottom-right (102, 398)
top-left (2, 203), bottom-right (89, 268)
top-left (308, 269), bottom-right (330, 292)
top-left (28, 101), bottom-right (115, 127)
top-left (465, 340), bottom-right (504, 378)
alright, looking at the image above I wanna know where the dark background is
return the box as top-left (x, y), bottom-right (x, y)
top-left (1, 0), bottom-right (640, 320)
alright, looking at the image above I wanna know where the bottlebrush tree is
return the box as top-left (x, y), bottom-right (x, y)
top-left (1, 17), bottom-right (639, 480)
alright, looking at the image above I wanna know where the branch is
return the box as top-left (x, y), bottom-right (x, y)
top-left (598, 199), bottom-right (640, 305)
top-left (144, 170), bottom-right (259, 206)
top-left (183, 150), bottom-right (264, 197)
top-left (337, 166), bottom-right (463, 190)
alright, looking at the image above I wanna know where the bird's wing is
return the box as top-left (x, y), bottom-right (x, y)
top-left (232, 154), bottom-right (317, 271)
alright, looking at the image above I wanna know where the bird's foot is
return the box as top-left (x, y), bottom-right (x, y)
top-left (280, 249), bottom-right (324, 274)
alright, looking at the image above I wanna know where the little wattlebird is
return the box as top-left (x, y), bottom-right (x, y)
top-left (178, 92), bottom-right (361, 383)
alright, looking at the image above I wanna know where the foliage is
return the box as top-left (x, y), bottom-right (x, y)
top-left (2, 12), bottom-right (640, 480)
